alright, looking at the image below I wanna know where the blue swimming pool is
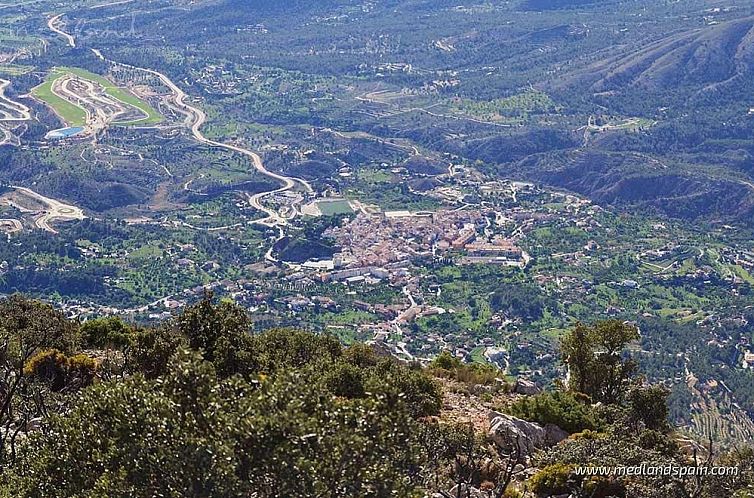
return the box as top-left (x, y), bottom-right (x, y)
top-left (46, 126), bottom-right (85, 140)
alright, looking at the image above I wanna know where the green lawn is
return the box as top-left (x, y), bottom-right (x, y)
top-left (470, 347), bottom-right (490, 365)
top-left (32, 73), bottom-right (87, 127)
top-left (358, 168), bottom-right (392, 184)
top-left (731, 264), bottom-right (754, 285)
top-left (127, 244), bottom-right (165, 261)
top-left (60, 67), bottom-right (162, 126)
top-left (317, 199), bottom-right (354, 216)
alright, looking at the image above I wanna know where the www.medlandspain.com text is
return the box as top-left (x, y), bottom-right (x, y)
top-left (574, 465), bottom-right (739, 477)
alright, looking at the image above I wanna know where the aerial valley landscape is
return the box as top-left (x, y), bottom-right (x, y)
top-left (1, 0), bottom-right (754, 496)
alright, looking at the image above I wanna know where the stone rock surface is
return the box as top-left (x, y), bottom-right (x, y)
top-left (448, 484), bottom-right (486, 498)
top-left (513, 378), bottom-right (541, 395)
top-left (488, 411), bottom-right (568, 457)
top-left (544, 423), bottom-right (569, 446)
top-left (488, 411), bottom-right (547, 456)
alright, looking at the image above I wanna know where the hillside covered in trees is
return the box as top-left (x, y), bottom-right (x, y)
top-left (0, 294), bottom-right (751, 497)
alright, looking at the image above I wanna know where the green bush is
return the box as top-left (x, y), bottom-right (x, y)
top-left (23, 349), bottom-right (68, 391)
top-left (24, 349), bottom-right (98, 391)
top-left (248, 328), bottom-right (343, 373)
top-left (502, 488), bottom-right (525, 498)
top-left (529, 463), bottom-right (573, 496)
top-left (432, 350), bottom-right (462, 370)
top-left (126, 325), bottom-right (187, 379)
top-left (66, 354), bottom-right (98, 387)
top-left (367, 360), bottom-right (442, 418)
top-left (342, 342), bottom-right (380, 368)
top-left (429, 350), bottom-right (504, 386)
top-left (582, 476), bottom-right (626, 498)
top-left (4, 351), bottom-right (431, 498)
top-left (508, 391), bottom-right (602, 433)
top-left (568, 429), bottom-right (606, 441)
top-left (124, 295), bottom-right (441, 418)
top-left (0, 295), bottom-right (81, 358)
top-left (81, 317), bottom-right (133, 349)
top-left (626, 385), bottom-right (670, 432)
top-left (325, 362), bottom-right (366, 398)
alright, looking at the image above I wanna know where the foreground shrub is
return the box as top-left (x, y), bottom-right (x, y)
top-left (429, 350), bottom-right (504, 386)
top-left (81, 317), bottom-right (133, 349)
top-left (5, 351), bottom-right (432, 498)
top-left (24, 349), bottom-right (97, 391)
top-left (529, 463), bottom-right (573, 496)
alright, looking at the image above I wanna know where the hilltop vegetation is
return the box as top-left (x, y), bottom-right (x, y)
top-left (0, 294), bottom-right (751, 497)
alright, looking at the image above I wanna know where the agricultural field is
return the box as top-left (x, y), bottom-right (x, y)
top-left (0, 64), bottom-right (34, 76)
top-left (449, 90), bottom-right (558, 124)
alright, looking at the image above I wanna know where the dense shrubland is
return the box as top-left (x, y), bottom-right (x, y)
top-left (0, 295), bottom-right (751, 497)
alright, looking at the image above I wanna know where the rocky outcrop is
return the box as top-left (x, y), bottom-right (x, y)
top-left (489, 412), bottom-right (546, 457)
top-left (488, 412), bottom-right (567, 457)
top-left (513, 379), bottom-right (541, 395)
top-left (434, 484), bottom-right (487, 498)
top-left (544, 423), bottom-right (569, 446)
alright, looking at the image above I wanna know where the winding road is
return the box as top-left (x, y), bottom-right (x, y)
top-left (47, 14), bottom-right (75, 48)
top-left (90, 48), bottom-right (312, 227)
top-left (47, 11), bottom-right (313, 237)
top-left (10, 186), bottom-right (86, 233)
top-left (0, 218), bottom-right (22, 234)
top-left (0, 78), bottom-right (31, 145)
top-left (0, 79), bottom-right (31, 121)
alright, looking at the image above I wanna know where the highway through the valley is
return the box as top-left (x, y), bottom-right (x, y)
top-left (0, 78), bottom-right (31, 146)
top-left (0, 79), bottom-right (31, 121)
